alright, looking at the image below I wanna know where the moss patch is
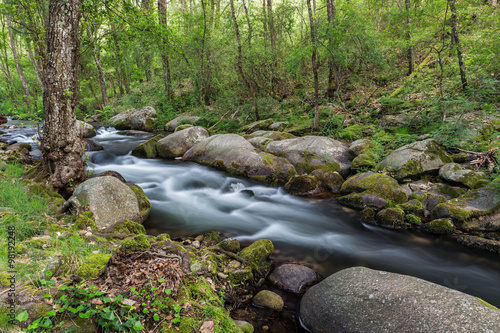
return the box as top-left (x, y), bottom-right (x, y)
top-left (76, 253), bottom-right (112, 279)
top-left (376, 208), bottom-right (406, 229)
top-left (75, 211), bottom-right (97, 231)
top-left (119, 234), bottom-right (151, 251)
top-left (127, 184), bottom-right (151, 222)
top-left (239, 239), bottom-right (274, 269)
top-left (424, 218), bottom-right (456, 235)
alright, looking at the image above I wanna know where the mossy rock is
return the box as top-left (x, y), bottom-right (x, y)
top-left (19, 142), bottom-right (32, 151)
top-left (338, 192), bottom-right (389, 210)
top-left (451, 153), bottom-right (468, 163)
top-left (239, 239), bottom-right (274, 269)
top-left (405, 214), bottom-right (422, 226)
top-left (218, 238), bottom-right (240, 253)
top-left (340, 172), bottom-right (408, 204)
top-left (424, 218), bottom-right (456, 235)
top-left (439, 163), bottom-right (488, 189)
top-left (284, 175), bottom-right (319, 196)
top-left (241, 119), bottom-right (274, 134)
top-left (75, 211), bottom-right (97, 231)
top-left (376, 208), bottom-right (406, 229)
top-left (399, 199), bottom-right (424, 215)
top-left (0, 272), bottom-right (14, 288)
top-left (104, 219), bottom-right (146, 236)
top-left (351, 153), bottom-right (377, 173)
top-left (131, 134), bottom-right (164, 158)
top-left (127, 184), bottom-right (151, 222)
top-left (175, 124), bottom-right (194, 131)
top-left (203, 231), bottom-right (222, 246)
top-left (361, 208), bottom-right (377, 224)
top-left (76, 253), bottom-right (112, 279)
top-left (311, 169), bottom-right (344, 193)
top-left (119, 234), bottom-right (151, 251)
top-left (229, 267), bottom-right (254, 284)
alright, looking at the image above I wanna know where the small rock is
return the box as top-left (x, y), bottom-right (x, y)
top-left (218, 238), bottom-right (240, 253)
top-left (268, 264), bottom-right (318, 294)
top-left (234, 320), bottom-right (254, 333)
top-left (228, 260), bottom-right (241, 269)
top-left (192, 240), bottom-right (201, 248)
top-left (252, 290), bottom-right (284, 311)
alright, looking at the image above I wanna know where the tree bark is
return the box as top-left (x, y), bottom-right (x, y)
top-left (243, 0), bottom-right (252, 46)
top-left (449, 0), bottom-right (467, 90)
top-left (307, 0), bottom-right (320, 130)
top-left (87, 27), bottom-right (108, 107)
top-left (158, 0), bottom-right (172, 97)
top-left (405, 0), bottom-right (414, 75)
top-left (230, 0), bottom-right (259, 121)
top-left (7, 17), bottom-right (31, 111)
top-left (267, 0), bottom-right (276, 51)
top-left (40, 0), bottom-right (86, 195)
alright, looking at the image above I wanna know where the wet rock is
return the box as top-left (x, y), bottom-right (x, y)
top-left (131, 134), bottom-right (164, 158)
top-left (380, 139), bottom-right (452, 180)
top-left (439, 163), bottom-right (488, 189)
top-left (241, 119), bottom-right (274, 134)
top-left (109, 108), bottom-right (135, 130)
top-left (240, 239), bottom-right (274, 268)
top-left (130, 106), bottom-right (157, 132)
top-left (311, 169), bottom-right (344, 193)
top-left (83, 138), bottom-right (103, 151)
top-left (64, 176), bottom-right (150, 228)
top-left (424, 218), bottom-right (456, 235)
top-left (268, 264), bottom-right (318, 294)
top-left (266, 136), bottom-right (353, 177)
top-left (117, 130), bottom-right (152, 137)
top-left (252, 290), bottom-right (284, 311)
top-left (456, 235), bottom-right (500, 254)
top-left (284, 175), bottom-right (319, 196)
top-left (183, 134), bottom-right (296, 186)
top-left (157, 126), bottom-right (209, 158)
top-left (218, 238), bottom-right (240, 253)
top-left (376, 207), bottom-right (405, 229)
top-left (234, 320), bottom-right (254, 333)
top-left (300, 266), bottom-right (500, 333)
top-left (165, 115), bottom-right (200, 132)
top-left (77, 120), bottom-right (96, 138)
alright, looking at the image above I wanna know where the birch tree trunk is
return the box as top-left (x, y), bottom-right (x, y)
top-left (39, 0), bottom-right (86, 195)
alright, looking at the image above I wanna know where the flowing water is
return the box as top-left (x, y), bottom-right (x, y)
top-left (2, 121), bottom-right (500, 310)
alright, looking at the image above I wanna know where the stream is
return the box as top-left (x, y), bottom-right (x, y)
top-left (2, 121), bottom-right (500, 310)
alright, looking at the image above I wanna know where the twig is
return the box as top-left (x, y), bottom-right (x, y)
top-left (209, 109), bottom-right (233, 131)
top-left (209, 247), bottom-right (248, 264)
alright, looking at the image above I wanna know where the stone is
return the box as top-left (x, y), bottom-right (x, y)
top-left (241, 119), bottom-right (274, 133)
top-left (311, 169), bottom-right (344, 193)
top-left (380, 139), bottom-right (452, 180)
top-left (252, 290), bottom-right (284, 311)
top-left (83, 138), bottom-right (103, 152)
top-left (130, 106), bottom-right (157, 132)
top-left (269, 121), bottom-right (289, 131)
top-left (376, 208), bottom-right (406, 229)
top-left (348, 139), bottom-right (371, 156)
top-left (456, 235), bottom-right (500, 254)
top-left (338, 172), bottom-right (408, 209)
top-left (245, 131), bottom-right (295, 150)
top-left (109, 108), bottom-right (135, 130)
top-left (239, 239), bottom-right (274, 268)
top-left (234, 320), bottom-right (254, 333)
top-left (218, 238), bottom-right (241, 253)
top-left (77, 120), bottom-right (96, 138)
top-left (300, 266), bottom-right (500, 333)
top-left (183, 134), bottom-right (296, 186)
top-left (64, 176), bottom-right (150, 228)
top-left (165, 115), bottom-right (200, 132)
top-left (439, 163), bottom-right (488, 189)
top-left (284, 175), bottom-right (319, 196)
top-left (268, 264), bottom-right (318, 294)
top-left (424, 218), bottom-right (456, 235)
top-left (131, 134), bottom-right (164, 158)
top-left (157, 126), bottom-right (209, 158)
top-left (266, 136), bottom-right (353, 177)
top-left (119, 234), bottom-right (151, 251)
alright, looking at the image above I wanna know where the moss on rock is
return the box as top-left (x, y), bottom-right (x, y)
top-left (76, 253), bottom-right (112, 279)
top-left (127, 184), bottom-right (151, 222)
top-left (119, 234), bottom-right (151, 251)
top-left (240, 239), bottom-right (274, 269)
top-left (376, 208), bottom-right (406, 229)
top-left (405, 214), bottom-right (422, 226)
top-left (75, 211), bottom-right (97, 231)
top-left (424, 218), bottom-right (456, 235)
top-left (131, 134), bottom-right (164, 158)
top-left (284, 175), bottom-right (319, 196)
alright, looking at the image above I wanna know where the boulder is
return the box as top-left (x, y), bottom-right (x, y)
top-left (65, 176), bottom-right (150, 228)
top-left (284, 175), bottom-right (319, 196)
top-left (379, 139), bottom-right (452, 180)
top-left (268, 264), bottom-right (318, 294)
top-left (348, 139), bottom-right (371, 156)
top-left (128, 106), bottom-right (157, 132)
top-left (183, 134), bottom-right (296, 186)
top-left (157, 126), bottom-right (209, 158)
top-left (132, 134), bottom-right (164, 158)
top-left (239, 239), bottom-right (274, 268)
top-left (439, 163), bottom-right (488, 189)
top-left (252, 290), bottom-right (284, 311)
top-left (245, 131), bottom-right (295, 150)
top-left (83, 138), bottom-right (103, 152)
top-left (311, 169), bottom-right (344, 193)
top-left (266, 136), bottom-right (353, 177)
top-left (456, 235), bottom-right (500, 254)
top-left (376, 207), bottom-right (406, 229)
top-left (165, 115), bottom-right (200, 132)
top-left (269, 121), bottom-right (289, 131)
top-left (241, 119), bottom-right (274, 134)
top-left (77, 120), bottom-right (96, 138)
top-left (338, 172), bottom-right (408, 209)
top-left (424, 218), bottom-right (456, 235)
top-left (300, 266), bottom-right (500, 333)
top-left (109, 108), bottom-right (136, 130)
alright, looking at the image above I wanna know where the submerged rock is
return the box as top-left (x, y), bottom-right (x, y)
top-left (157, 126), bottom-right (209, 158)
top-left (183, 134), bottom-right (296, 186)
top-left (266, 136), bottom-right (353, 177)
top-left (380, 139), bottom-right (452, 180)
top-left (300, 266), bottom-right (500, 333)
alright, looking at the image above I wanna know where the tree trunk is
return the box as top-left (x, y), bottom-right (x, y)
top-left (449, 0), bottom-right (467, 90)
top-left (40, 0), bottom-right (86, 195)
top-left (405, 0), bottom-right (414, 75)
top-left (243, 0), bottom-right (252, 46)
top-left (158, 0), bottom-right (172, 97)
top-left (87, 27), bottom-right (108, 107)
top-left (262, 0), bottom-right (268, 44)
top-left (0, 17), bottom-right (17, 105)
top-left (267, 0), bottom-right (276, 51)
top-left (8, 17), bottom-right (31, 111)
top-left (326, 0), bottom-right (339, 98)
top-left (26, 40), bottom-right (44, 93)
top-left (307, 0), bottom-right (320, 130)
top-left (230, 0), bottom-right (259, 121)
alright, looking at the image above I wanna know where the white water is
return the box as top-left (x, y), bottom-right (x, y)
top-left (4, 124), bottom-right (500, 307)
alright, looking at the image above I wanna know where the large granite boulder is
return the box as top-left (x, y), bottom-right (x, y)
top-left (301, 266), bottom-right (500, 333)
top-left (439, 163), bottom-right (488, 189)
top-left (266, 136), bottom-right (353, 177)
top-left (165, 115), bottom-right (200, 132)
top-left (183, 134), bottom-right (296, 186)
top-left (338, 172), bottom-right (408, 209)
top-left (77, 120), bottom-right (96, 138)
top-left (157, 126), bottom-right (209, 158)
top-left (109, 108), bottom-right (135, 130)
top-left (380, 139), bottom-right (452, 180)
top-left (130, 106), bottom-right (157, 132)
top-left (65, 176), bottom-right (150, 228)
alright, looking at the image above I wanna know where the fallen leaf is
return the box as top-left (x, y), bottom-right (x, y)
top-left (200, 320), bottom-right (214, 333)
